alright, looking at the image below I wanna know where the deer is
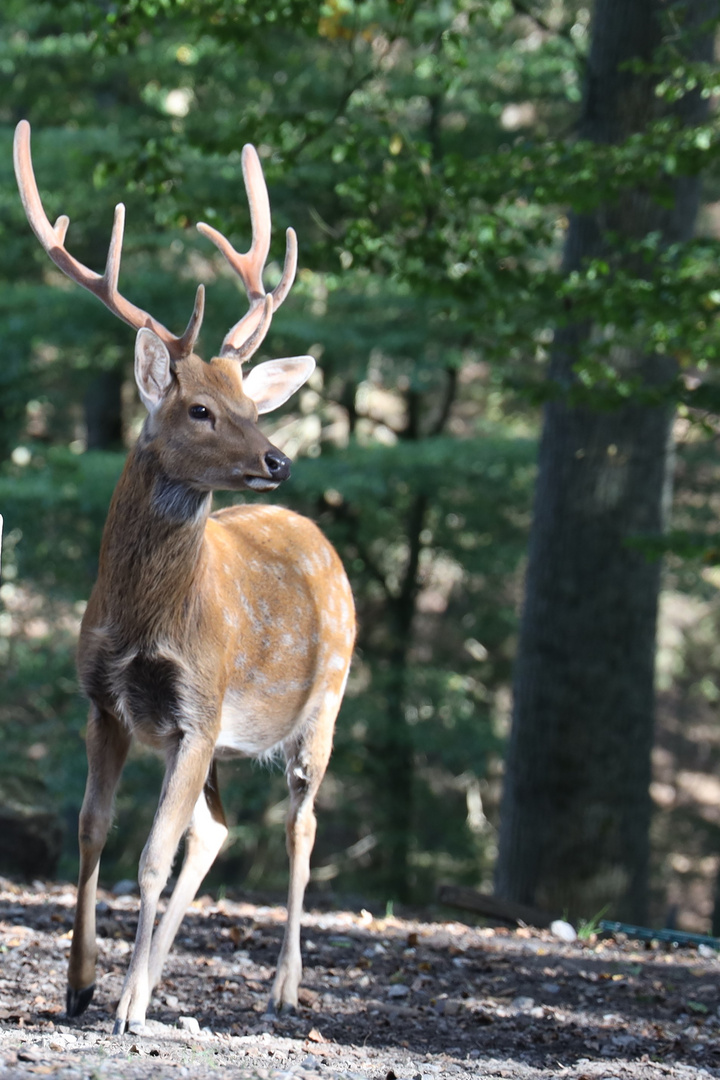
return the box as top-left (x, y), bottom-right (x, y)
top-left (13, 119), bottom-right (355, 1035)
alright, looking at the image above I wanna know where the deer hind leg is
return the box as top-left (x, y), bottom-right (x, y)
top-left (114, 732), bottom-right (216, 1035)
top-left (148, 761), bottom-right (228, 992)
top-left (67, 707), bottom-right (131, 1018)
top-left (269, 697), bottom-right (338, 1014)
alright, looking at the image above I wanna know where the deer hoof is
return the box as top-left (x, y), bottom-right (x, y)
top-left (112, 1017), bottom-right (128, 1036)
top-left (66, 984), bottom-right (94, 1018)
top-left (266, 998), bottom-right (296, 1017)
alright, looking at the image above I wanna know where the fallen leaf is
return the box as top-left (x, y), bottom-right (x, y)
top-left (306, 1027), bottom-right (325, 1043)
top-left (298, 987), bottom-right (319, 1006)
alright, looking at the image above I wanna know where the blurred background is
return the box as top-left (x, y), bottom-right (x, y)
top-left (1, 0), bottom-right (720, 932)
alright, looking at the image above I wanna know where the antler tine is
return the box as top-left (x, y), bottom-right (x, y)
top-left (196, 143), bottom-right (298, 361)
top-left (54, 215), bottom-right (70, 245)
top-left (13, 120), bottom-right (204, 361)
top-left (240, 143), bottom-right (272, 300)
top-left (177, 284), bottom-right (206, 356)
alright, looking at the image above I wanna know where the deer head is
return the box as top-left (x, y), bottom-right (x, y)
top-left (13, 120), bottom-right (314, 491)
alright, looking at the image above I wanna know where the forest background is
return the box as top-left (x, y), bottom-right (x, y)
top-left (1, 0), bottom-right (720, 933)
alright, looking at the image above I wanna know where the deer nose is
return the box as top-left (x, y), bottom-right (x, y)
top-left (264, 448), bottom-right (291, 481)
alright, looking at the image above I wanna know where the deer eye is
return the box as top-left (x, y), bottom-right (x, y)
top-left (188, 404), bottom-right (213, 421)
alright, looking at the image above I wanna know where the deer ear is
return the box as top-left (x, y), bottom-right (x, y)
top-left (243, 356), bottom-right (315, 415)
top-left (135, 328), bottom-right (173, 411)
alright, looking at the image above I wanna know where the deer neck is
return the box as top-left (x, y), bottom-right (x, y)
top-left (93, 441), bottom-right (212, 639)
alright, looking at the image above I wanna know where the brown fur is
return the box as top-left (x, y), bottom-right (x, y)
top-left (68, 353), bottom-right (355, 1033)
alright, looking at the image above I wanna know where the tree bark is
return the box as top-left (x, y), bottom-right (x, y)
top-left (496, 0), bottom-right (715, 921)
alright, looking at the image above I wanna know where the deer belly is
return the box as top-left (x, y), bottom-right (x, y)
top-left (216, 685), bottom-right (309, 758)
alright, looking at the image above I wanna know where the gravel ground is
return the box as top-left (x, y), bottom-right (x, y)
top-left (1, 877), bottom-right (719, 1079)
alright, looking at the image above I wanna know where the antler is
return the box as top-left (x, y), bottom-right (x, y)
top-left (197, 144), bottom-right (298, 362)
top-left (13, 120), bottom-right (205, 362)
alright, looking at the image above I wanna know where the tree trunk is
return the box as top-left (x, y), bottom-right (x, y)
top-left (496, 0), bottom-right (714, 922)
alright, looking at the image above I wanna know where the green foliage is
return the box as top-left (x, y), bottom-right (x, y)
top-left (1, 0), bottom-right (719, 907)
top-left (576, 904), bottom-right (610, 941)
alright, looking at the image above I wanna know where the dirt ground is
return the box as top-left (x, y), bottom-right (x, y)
top-left (1, 877), bottom-right (719, 1080)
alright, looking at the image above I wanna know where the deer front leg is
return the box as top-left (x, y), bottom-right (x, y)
top-left (270, 711), bottom-right (334, 1014)
top-left (67, 707), bottom-right (131, 1018)
top-left (114, 732), bottom-right (216, 1035)
top-left (148, 762), bottom-right (228, 992)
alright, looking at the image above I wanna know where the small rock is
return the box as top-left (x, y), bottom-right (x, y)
top-left (362, 943), bottom-right (386, 958)
top-left (177, 1016), bottom-right (200, 1034)
top-left (17, 1047), bottom-right (42, 1063)
top-left (550, 919), bottom-right (577, 943)
top-left (387, 984), bottom-right (410, 998)
top-left (301, 1053), bottom-right (320, 1069)
top-left (541, 981), bottom-right (561, 994)
top-left (699, 943), bottom-right (718, 959)
top-left (511, 996), bottom-right (535, 1011)
top-left (111, 879), bottom-right (137, 897)
top-left (611, 1034), bottom-right (637, 1049)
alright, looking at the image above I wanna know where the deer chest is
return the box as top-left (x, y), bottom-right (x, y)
top-left (80, 642), bottom-right (184, 742)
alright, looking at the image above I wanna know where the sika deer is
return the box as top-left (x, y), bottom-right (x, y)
top-left (14, 120), bottom-right (355, 1034)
